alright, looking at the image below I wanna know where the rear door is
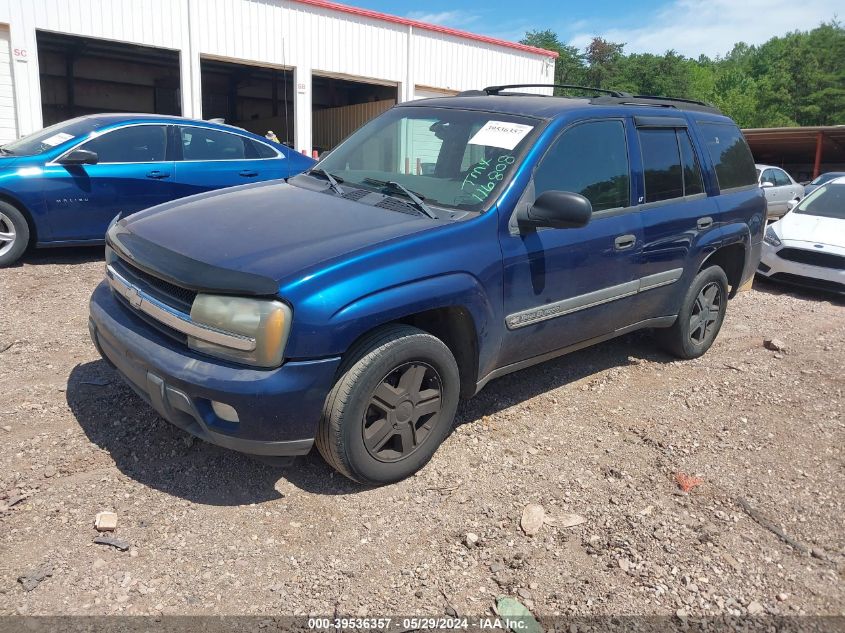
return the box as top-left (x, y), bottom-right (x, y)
top-left (499, 118), bottom-right (645, 365)
top-left (173, 125), bottom-right (287, 197)
top-left (627, 117), bottom-right (718, 321)
top-left (43, 123), bottom-right (175, 241)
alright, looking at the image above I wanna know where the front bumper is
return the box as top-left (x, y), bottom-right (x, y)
top-left (758, 241), bottom-right (845, 294)
top-left (88, 281), bottom-right (341, 456)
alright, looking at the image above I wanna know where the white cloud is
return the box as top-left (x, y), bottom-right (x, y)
top-left (568, 0), bottom-right (838, 57)
top-left (406, 10), bottom-right (479, 28)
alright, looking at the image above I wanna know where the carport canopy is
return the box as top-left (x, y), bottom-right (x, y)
top-left (743, 125), bottom-right (845, 180)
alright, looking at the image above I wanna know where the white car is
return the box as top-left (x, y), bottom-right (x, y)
top-left (756, 163), bottom-right (804, 219)
top-left (758, 176), bottom-right (845, 294)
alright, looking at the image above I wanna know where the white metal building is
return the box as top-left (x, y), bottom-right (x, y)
top-left (0, 0), bottom-right (555, 154)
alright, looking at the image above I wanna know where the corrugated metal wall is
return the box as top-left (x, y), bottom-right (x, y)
top-left (0, 0), bottom-right (553, 151)
top-left (312, 98), bottom-right (392, 151)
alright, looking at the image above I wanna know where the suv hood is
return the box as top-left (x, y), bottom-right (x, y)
top-left (115, 180), bottom-right (435, 291)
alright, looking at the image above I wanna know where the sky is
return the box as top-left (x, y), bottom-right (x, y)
top-left (348, 0), bottom-right (840, 58)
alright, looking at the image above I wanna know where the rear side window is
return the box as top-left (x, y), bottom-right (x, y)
top-left (678, 131), bottom-right (704, 195)
top-left (181, 127), bottom-right (248, 161)
top-left (638, 128), bottom-right (705, 203)
top-left (697, 122), bottom-right (757, 191)
top-left (639, 129), bottom-right (683, 203)
top-left (249, 139), bottom-right (280, 159)
top-left (534, 120), bottom-right (630, 212)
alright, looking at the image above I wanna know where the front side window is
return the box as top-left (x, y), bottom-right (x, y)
top-left (309, 106), bottom-right (541, 211)
top-left (698, 122), bottom-right (757, 191)
top-left (79, 125), bottom-right (168, 163)
top-left (181, 127), bottom-right (248, 161)
top-left (534, 120), bottom-right (630, 212)
top-left (773, 169), bottom-right (792, 187)
top-left (761, 169), bottom-right (777, 186)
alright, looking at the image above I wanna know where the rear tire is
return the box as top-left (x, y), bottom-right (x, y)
top-left (656, 266), bottom-right (729, 359)
top-left (316, 324), bottom-right (460, 485)
top-left (0, 201), bottom-right (29, 268)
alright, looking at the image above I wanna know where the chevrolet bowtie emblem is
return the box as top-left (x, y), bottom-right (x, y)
top-left (126, 286), bottom-right (143, 309)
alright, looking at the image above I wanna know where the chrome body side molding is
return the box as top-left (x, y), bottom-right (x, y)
top-left (505, 268), bottom-right (683, 330)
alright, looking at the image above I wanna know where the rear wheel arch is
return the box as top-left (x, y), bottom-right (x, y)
top-left (700, 242), bottom-right (745, 297)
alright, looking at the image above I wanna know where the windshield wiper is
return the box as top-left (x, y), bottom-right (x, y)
top-left (0, 147), bottom-right (14, 156)
top-left (361, 177), bottom-right (437, 219)
top-left (307, 168), bottom-right (345, 195)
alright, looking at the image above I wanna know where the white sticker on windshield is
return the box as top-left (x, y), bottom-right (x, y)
top-left (41, 132), bottom-right (74, 147)
top-left (468, 121), bottom-right (534, 150)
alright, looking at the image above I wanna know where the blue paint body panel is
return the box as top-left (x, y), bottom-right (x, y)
top-left (0, 113), bottom-right (315, 246)
top-left (88, 97), bottom-right (766, 454)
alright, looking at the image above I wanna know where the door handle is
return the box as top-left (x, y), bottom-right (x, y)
top-left (697, 216), bottom-right (713, 229)
top-left (146, 170), bottom-right (170, 179)
top-left (239, 170), bottom-right (259, 178)
top-left (614, 234), bottom-right (636, 250)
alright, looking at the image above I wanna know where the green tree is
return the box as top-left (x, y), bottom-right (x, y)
top-left (520, 30), bottom-right (586, 90)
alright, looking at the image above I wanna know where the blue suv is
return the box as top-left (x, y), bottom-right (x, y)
top-left (88, 85), bottom-right (765, 485)
top-left (0, 114), bottom-right (314, 266)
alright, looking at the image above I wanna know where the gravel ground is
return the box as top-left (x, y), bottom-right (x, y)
top-left (0, 247), bottom-right (843, 620)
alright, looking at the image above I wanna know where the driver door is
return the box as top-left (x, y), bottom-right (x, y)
top-left (43, 124), bottom-right (175, 241)
top-left (498, 119), bottom-right (644, 366)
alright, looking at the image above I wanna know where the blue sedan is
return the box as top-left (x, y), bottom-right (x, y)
top-left (0, 114), bottom-right (315, 266)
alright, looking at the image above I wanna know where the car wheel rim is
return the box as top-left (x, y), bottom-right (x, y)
top-left (689, 281), bottom-right (722, 345)
top-left (362, 361), bottom-right (443, 463)
top-left (0, 212), bottom-right (15, 257)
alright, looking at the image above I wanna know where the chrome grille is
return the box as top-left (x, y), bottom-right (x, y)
top-left (110, 257), bottom-right (197, 313)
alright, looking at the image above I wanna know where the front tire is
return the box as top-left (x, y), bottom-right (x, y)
top-left (0, 202), bottom-right (29, 267)
top-left (316, 324), bottom-right (460, 485)
top-left (656, 266), bottom-right (729, 359)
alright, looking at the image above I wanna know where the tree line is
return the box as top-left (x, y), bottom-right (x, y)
top-left (520, 21), bottom-right (845, 128)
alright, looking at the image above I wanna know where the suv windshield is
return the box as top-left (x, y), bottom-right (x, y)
top-left (795, 182), bottom-right (845, 219)
top-left (1, 118), bottom-right (109, 156)
top-left (303, 106), bottom-right (541, 212)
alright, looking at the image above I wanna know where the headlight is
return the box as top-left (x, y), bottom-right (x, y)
top-left (764, 225), bottom-right (782, 247)
top-left (188, 294), bottom-right (291, 368)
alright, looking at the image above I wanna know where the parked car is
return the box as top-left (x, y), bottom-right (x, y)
top-left (757, 176), bottom-right (845, 294)
top-left (89, 86), bottom-right (765, 484)
top-left (803, 171), bottom-right (845, 197)
top-left (0, 114), bottom-right (315, 267)
top-left (756, 163), bottom-right (804, 219)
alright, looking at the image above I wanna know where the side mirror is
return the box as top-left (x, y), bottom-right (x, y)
top-left (760, 181), bottom-right (774, 188)
top-left (518, 190), bottom-right (592, 230)
top-left (786, 199), bottom-right (798, 212)
top-left (59, 149), bottom-right (98, 165)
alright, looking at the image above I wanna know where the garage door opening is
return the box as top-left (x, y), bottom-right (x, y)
top-left (312, 74), bottom-right (397, 154)
top-left (37, 31), bottom-right (181, 126)
top-left (201, 58), bottom-right (294, 146)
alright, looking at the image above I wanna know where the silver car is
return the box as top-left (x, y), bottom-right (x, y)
top-left (756, 163), bottom-right (804, 219)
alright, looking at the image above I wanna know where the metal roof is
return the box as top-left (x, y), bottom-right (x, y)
top-left (742, 125), bottom-right (845, 164)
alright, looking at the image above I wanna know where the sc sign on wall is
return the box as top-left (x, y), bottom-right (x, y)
top-left (0, 26), bottom-right (18, 143)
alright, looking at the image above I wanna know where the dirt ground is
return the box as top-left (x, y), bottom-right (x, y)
top-left (0, 247), bottom-right (843, 620)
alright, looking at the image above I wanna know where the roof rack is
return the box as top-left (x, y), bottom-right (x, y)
top-left (590, 94), bottom-right (721, 114)
top-left (482, 84), bottom-right (632, 98)
top-left (469, 84), bottom-right (722, 114)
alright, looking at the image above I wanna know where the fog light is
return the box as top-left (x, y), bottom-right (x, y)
top-left (211, 401), bottom-right (239, 423)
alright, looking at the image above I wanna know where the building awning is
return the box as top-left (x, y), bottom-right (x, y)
top-left (742, 126), bottom-right (845, 178)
